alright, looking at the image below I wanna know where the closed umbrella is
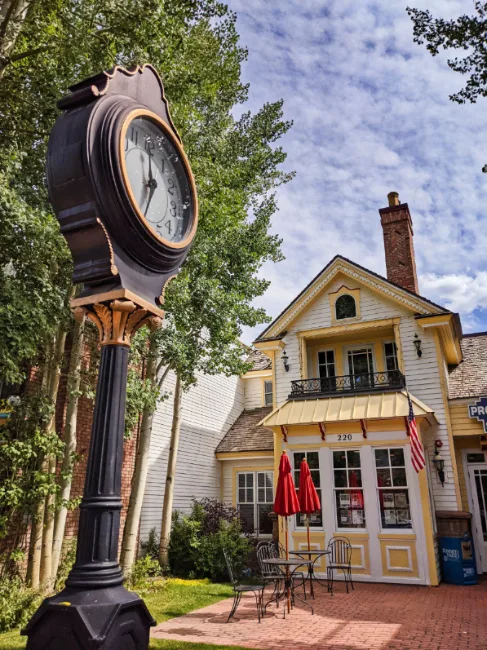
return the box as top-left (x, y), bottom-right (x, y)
top-left (274, 451), bottom-right (300, 557)
top-left (298, 459), bottom-right (321, 551)
top-left (273, 451), bottom-right (300, 613)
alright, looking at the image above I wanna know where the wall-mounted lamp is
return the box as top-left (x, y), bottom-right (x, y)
top-left (414, 334), bottom-right (422, 358)
top-left (433, 449), bottom-right (445, 486)
top-left (281, 350), bottom-right (290, 372)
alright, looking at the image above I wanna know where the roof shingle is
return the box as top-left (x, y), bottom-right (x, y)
top-left (449, 333), bottom-right (487, 400)
top-left (246, 349), bottom-right (272, 372)
top-left (215, 407), bottom-right (273, 453)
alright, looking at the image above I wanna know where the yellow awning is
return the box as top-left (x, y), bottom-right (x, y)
top-left (260, 391), bottom-right (436, 428)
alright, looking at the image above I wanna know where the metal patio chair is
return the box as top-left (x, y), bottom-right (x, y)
top-left (256, 541), bottom-right (284, 600)
top-left (223, 548), bottom-right (265, 623)
top-left (327, 536), bottom-right (354, 594)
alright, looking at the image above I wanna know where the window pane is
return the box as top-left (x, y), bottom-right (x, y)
top-left (238, 489), bottom-right (245, 503)
top-left (258, 504), bottom-right (273, 535)
top-left (375, 449), bottom-right (389, 467)
top-left (258, 488), bottom-right (265, 503)
top-left (311, 470), bottom-right (320, 488)
top-left (258, 473), bottom-right (265, 488)
top-left (377, 468), bottom-right (392, 486)
top-left (308, 452), bottom-right (319, 469)
top-left (247, 474), bottom-right (254, 487)
top-left (238, 474), bottom-right (246, 487)
top-left (336, 294), bottom-right (356, 320)
top-left (390, 448), bottom-right (405, 467)
top-left (333, 451), bottom-right (346, 468)
top-left (265, 392), bottom-right (273, 406)
top-left (348, 469), bottom-right (362, 487)
top-left (347, 450), bottom-right (361, 468)
top-left (265, 473), bottom-right (273, 487)
top-left (334, 470), bottom-right (347, 487)
top-left (246, 488), bottom-right (253, 502)
top-left (392, 468), bottom-right (407, 486)
top-left (266, 488), bottom-right (273, 502)
top-left (327, 350), bottom-right (334, 363)
top-left (294, 452), bottom-right (305, 469)
top-left (239, 504), bottom-right (254, 532)
top-left (378, 490), bottom-right (411, 529)
top-left (335, 490), bottom-right (366, 528)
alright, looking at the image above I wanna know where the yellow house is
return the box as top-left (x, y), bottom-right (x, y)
top-left (216, 192), bottom-right (487, 586)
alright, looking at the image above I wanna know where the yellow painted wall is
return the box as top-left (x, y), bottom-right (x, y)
top-left (380, 538), bottom-right (419, 578)
top-left (450, 402), bottom-right (485, 437)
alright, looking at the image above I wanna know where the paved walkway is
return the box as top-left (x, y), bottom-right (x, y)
top-left (152, 579), bottom-right (487, 650)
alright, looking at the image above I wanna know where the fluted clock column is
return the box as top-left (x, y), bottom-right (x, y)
top-left (24, 299), bottom-right (161, 650)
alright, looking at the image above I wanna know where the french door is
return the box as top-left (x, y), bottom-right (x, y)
top-left (346, 346), bottom-right (374, 390)
top-left (467, 464), bottom-right (487, 572)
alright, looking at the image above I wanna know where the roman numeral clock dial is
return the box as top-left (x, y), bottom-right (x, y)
top-left (121, 111), bottom-right (194, 245)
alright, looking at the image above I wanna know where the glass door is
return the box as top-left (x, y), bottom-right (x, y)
top-left (346, 346), bottom-right (374, 391)
top-left (467, 465), bottom-right (487, 572)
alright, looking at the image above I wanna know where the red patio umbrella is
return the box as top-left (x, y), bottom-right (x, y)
top-left (298, 459), bottom-right (321, 551)
top-left (274, 451), bottom-right (300, 559)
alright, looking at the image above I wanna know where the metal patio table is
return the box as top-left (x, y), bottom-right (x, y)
top-left (263, 558), bottom-right (314, 617)
top-left (289, 550), bottom-right (331, 598)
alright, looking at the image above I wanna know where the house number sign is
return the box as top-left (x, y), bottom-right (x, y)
top-left (327, 433), bottom-right (362, 443)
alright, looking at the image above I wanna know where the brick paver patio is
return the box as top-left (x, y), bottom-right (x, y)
top-left (152, 579), bottom-right (487, 650)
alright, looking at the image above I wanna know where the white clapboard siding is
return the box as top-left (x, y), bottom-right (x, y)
top-left (139, 371), bottom-right (244, 541)
top-left (221, 457), bottom-right (275, 506)
top-left (244, 377), bottom-right (263, 409)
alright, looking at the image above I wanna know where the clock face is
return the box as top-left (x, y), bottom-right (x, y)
top-left (123, 115), bottom-right (194, 244)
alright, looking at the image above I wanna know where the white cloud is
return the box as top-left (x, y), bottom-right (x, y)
top-left (227, 0), bottom-right (487, 343)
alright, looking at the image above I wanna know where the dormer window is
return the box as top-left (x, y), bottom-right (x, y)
top-left (335, 294), bottom-right (357, 320)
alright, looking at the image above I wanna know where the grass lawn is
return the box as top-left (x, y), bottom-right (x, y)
top-left (0, 578), bottom-right (249, 650)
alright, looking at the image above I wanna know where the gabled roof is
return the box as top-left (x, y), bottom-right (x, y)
top-left (255, 255), bottom-right (450, 343)
top-left (449, 333), bottom-right (487, 400)
top-left (215, 407), bottom-right (273, 453)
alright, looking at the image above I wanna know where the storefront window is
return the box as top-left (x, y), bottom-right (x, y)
top-left (294, 451), bottom-right (322, 527)
top-left (237, 471), bottom-right (274, 535)
top-left (375, 448), bottom-right (412, 529)
top-left (333, 450), bottom-right (366, 528)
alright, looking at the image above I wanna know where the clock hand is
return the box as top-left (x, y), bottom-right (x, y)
top-left (144, 182), bottom-right (156, 217)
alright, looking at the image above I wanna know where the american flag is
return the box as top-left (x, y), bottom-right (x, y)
top-left (406, 394), bottom-right (425, 472)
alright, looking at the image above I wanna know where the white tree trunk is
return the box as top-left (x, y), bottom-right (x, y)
top-left (120, 333), bottom-right (158, 576)
top-left (51, 315), bottom-right (85, 581)
top-left (159, 374), bottom-right (182, 568)
top-left (0, 0), bottom-right (32, 78)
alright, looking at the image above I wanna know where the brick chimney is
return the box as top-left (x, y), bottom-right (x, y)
top-left (379, 192), bottom-right (419, 294)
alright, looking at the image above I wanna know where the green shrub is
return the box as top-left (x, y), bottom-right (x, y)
top-left (168, 499), bottom-right (251, 582)
top-left (126, 555), bottom-right (164, 593)
top-left (0, 576), bottom-right (43, 633)
top-left (140, 527), bottom-right (160, 562)
top-left (54, 537), bottom-right (77, 591)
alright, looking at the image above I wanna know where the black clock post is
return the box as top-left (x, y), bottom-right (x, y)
top-left (23, 65), bottom-right (198, 650)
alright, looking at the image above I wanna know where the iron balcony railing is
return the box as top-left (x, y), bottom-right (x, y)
top-left (289, 370), bottom-right (406, 399)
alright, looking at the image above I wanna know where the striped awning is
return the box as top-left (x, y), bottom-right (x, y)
top-left (260, 391), bottom-right (436, 428)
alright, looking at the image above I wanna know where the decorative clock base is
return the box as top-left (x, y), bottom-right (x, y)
top-left (22, 585), bottom-right (155, 649)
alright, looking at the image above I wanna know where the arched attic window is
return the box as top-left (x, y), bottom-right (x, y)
top-left (335, 294), bottom-right (357, 320)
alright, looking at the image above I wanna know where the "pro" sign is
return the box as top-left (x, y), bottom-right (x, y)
top-left (468, 397), bottom-right (487, 433)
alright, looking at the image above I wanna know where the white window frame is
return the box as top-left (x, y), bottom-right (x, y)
top-left (263, 380), bottom-right (273, 407)
top-left (236, 470), bottom-right (274, 537)
top-left (374, 446), bottom-right (413, 533)
top-left (383, 341), bottom-right (398, 372)
top-left (292, 450), bottom-right (323, 530)
top-left (316, 348), bottom-right (336, 379)
top-left (332, 448), bottom-right (367, 532)
top-left (343, 344), bottom-right (376, 376)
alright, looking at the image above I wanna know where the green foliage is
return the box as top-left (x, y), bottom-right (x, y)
top-left (168, 499), bottom-right (251, 581)
top-left (140, 527), bottom-right (161, 561)
top-left (0, 392), bottom-right (64, 536)
top-left (0, 165), bottom-right (71, 386)
top-left (407, 2), bottom-right (487, 105)
top-left (125, 555), bottom-right (164, 592)
top-left (0, 576), bottom-right (43, 633)
top-left (54, 537), bottom-right (77, 591)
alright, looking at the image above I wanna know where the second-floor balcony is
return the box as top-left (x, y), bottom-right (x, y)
top-left (289, 370), bottom-right (406, 400)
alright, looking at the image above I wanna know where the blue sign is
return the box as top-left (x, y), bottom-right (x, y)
top-left (468, 398), bottom-right (487, 433)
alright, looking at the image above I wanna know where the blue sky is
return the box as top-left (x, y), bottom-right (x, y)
top-left (226, 0), bottom-right (487, 343)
